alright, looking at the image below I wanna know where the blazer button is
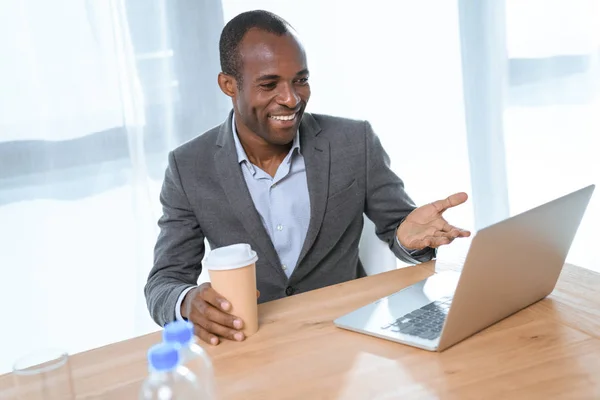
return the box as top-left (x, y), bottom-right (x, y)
top-left (285, 286), bottom-right (295, 296)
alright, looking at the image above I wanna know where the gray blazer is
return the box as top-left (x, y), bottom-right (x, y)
top-left (145, 111), bottom-right (434, 326)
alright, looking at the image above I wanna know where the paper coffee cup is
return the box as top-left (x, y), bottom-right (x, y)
top-left (204, 244), bottom-right (259, 336)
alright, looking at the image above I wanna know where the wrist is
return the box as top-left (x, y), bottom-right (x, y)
top-left (180, 288), bottom-right (196, 320)
top-left (396, 222), bottom-right (412, 250)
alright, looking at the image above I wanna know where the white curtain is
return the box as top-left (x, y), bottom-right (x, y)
top-left (0, 0), bottom-right (227, 373)
top-left (458, 0), bottom-right (599, 270)
top-left (1, 0), bottom-right (597, 375)
top-left (503, 0), bottom-right (600, 271)
top-left (0, 1), bottom-right (131, 141)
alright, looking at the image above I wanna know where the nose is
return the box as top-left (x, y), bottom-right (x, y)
top-left (277, 82), bottom-right (300, 109)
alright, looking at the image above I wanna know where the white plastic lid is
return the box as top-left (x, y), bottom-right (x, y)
top-left (204, 243), bottom-right (258, 271)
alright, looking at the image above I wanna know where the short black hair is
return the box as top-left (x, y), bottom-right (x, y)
top-left (219, 10), bottom-right (294, 85)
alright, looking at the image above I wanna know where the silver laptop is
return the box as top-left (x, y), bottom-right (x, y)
top-left (334, 184), bottom-right (595, 352)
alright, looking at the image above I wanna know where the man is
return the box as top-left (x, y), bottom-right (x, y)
top-left (145, 10), bottom-right (470, 346)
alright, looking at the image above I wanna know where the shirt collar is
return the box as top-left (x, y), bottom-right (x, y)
top-left (232, 115), bottom-right (301, 165)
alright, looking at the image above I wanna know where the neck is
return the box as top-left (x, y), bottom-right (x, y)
top-left (235, 120), bottom-right (293, 178)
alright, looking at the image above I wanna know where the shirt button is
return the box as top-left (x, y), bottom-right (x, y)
top-left (285, 286), bottom-right (295, 296)
top-left (272, 183), bottom-right (277, 189)
top-left (282, 264), bottom-right (287, 271)
top-left (276, 224), bottom-right (283, 231)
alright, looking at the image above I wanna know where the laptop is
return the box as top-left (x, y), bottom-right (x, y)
top-left (334, 184), bottom-right (595, 352)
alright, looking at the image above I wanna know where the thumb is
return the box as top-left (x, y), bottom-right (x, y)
top-left (431, 192), bottom-right (469, 213)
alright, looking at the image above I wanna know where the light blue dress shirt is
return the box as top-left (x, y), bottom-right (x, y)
top-left (232, 118), bottom-right (310, 278)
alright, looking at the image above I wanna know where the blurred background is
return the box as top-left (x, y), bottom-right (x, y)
top-left (1, 0), bottom-right (598, 373)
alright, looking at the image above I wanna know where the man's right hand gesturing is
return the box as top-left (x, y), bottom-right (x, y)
top-left (181, 283), bottom-right (245, 345)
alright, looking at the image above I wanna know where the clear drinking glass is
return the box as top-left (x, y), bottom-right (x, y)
top-left (12, 349), bottom-right (75, 400)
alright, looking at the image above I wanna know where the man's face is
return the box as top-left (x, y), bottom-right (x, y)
top-left (231, 29), bottom-right (310, 146)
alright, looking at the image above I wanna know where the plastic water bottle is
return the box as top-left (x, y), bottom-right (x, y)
top-left (163, 321), bottom-right (215, 399)
top-left (139, 342), bottom-right (204, 399)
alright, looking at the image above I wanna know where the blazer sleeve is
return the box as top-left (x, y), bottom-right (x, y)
top-left (362, 120), bottom-right (436, 264)
top-left (144, 151), bottom-right (205, 326)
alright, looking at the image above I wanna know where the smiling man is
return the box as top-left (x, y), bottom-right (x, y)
top-left (144, 10), bottom-right (471, 346)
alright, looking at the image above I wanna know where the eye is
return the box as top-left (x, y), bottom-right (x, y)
top-left (296, 77), bottom-right (309, 85)
top-left (260, 82), bottom-right (277, 90)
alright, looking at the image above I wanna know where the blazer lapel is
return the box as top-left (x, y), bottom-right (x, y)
top-left (214, 113), bottom-right (287, 282)
top-left (293, 113), bottom-right (329, 276)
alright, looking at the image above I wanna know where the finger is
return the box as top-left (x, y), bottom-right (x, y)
top-left (442, 221), bottom-right (471, 236)
top-left (435, 229), bottom-right (459, 238)
top-left (458, 229), bottom-right (471, 237)
top-left (435, 229), bottom-right (469, 240)
top-left (256, 290), bottom-right (260, 299)
top-left (436, 229), bottom-right (472, 242)
top-left (192, 323), bottom-right (219, 346)
top-left (433, 230), bottom-right (446, 237)
top-left (408, 227), bottom-right (470, 248)
top-left (204, 303), bottom-right (244, 330)
top-left (445, 228), bottom-right (471, 239)
top-left (449, 228), bottom-right (471, 238)
top-left (438, 226), bottom-right (462, 239)
top-left (412, 235), bottom-right (453, 248)
top-left (428, 230), bottom-right (458, 240)
top-left (199, 283), bottom-right (232, 312)
top-left (189, 296), bottom-right (244, 330)
top-left (431, 192), bottom-right (468, 213)
top-left (418, 221), bottom-right (458, 236)
top-left (425, 236), bottom-right (453, 248)
top-left (197, 314), bottom-right (245, 342)
top-left (441, 220), bottom-right (454, 232)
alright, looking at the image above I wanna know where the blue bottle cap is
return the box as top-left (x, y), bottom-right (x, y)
top-left (163, 320), bottom-right (194, 346)
top-left (148, 343), bottom-right (179, 372)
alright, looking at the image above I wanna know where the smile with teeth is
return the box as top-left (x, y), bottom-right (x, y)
top-left (269, 113), bottom-right (296, 121)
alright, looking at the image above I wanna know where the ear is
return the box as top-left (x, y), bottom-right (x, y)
top-left (218, 72), bottom-right (237, 98)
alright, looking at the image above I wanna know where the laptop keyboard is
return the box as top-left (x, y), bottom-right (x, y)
top-left (381, 296), bottom-right (453, 341)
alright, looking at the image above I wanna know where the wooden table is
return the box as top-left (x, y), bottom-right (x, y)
top-left (2, 260), bottom-right (600, 399)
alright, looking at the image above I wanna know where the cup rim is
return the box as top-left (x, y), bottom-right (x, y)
top-left (12, 349), bottom-right (69, 376)
top-left (205, 243), bottom-right (258, 271)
